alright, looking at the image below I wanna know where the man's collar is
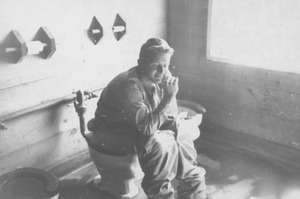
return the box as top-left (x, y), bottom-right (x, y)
top-left (140, 76), bottom-right (157, 91)
top-left (135, 66), bottom-right (155, 90)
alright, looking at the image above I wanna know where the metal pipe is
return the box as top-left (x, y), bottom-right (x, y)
top-left (0, 86), bottom-right (103, 123)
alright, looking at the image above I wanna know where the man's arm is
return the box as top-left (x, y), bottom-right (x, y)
top-left (154, 75), bottom-right (179, 132)
top-left (155, 74), bottom-right (179, 115)
top-left (120, 72), bottom-right (179, 136)
top-left (120, 80), bottom-right (168, 136)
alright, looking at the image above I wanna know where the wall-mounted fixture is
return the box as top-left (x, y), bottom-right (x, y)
top-left (0, 30), bottom-right (27, 63)
top-left (112, 14), bottom-right (126, 41)
top-left (88, 16), bottom-right (103, 45)
top-left (32, 27), bottom-right (56, 59)
top-left (0, 27), bottom-right (56, 63)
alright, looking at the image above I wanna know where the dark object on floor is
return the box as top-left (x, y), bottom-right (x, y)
top-left (0, 167), bottom-right (60, 199)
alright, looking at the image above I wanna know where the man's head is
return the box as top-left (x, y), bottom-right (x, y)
top-left (138, 38), bottom-right (174, 84)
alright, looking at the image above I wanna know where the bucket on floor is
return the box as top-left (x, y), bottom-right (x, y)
top-left (0, 167), bottom-right (60, 199)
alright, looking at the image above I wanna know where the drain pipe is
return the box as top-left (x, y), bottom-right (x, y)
top-left (74, 90), bottom-right (95, 139)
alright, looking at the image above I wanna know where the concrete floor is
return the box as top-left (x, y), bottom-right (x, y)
top-left (57, 142), bottom-right (300, 199)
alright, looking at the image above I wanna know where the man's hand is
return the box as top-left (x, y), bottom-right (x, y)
top-left (154, 75), bottom-right (179, 115)
top-left (162, 75), bottom-right (179, 97)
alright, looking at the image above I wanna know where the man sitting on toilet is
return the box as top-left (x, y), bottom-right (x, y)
top-left (88, 38), bottom-right (208, 199)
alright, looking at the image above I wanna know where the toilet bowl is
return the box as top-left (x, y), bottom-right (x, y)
top-left (89, 147), bottom-right (144, 199)
top-left (0, 167), bottom-right (60, 199)
top-left (86, 130), bottom-right (144, 199)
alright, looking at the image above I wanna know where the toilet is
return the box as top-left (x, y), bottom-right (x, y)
top-left (85, 130), bottom-right (144, 199)
top-left (74, 90), bottom-right (144, 199)
top-left (75, 96), bottom-right (205, 199)
top-left (0, 167), bottom-right (60, 199)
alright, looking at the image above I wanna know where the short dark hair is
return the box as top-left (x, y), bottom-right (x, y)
top-left (139, 38), bottom-right (174, 60)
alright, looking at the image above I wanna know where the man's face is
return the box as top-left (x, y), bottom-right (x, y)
top-left (142, 52), bottom-right (172, 84)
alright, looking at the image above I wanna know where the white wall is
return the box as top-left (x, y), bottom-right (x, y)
top-left (0, 0), bottom-right (168, 175)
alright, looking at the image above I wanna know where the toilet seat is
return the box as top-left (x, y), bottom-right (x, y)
top-left (0, 167), bottom-right (60, 199)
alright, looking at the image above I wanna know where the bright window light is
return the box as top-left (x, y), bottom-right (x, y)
top-left (207, 0), bottom-right (300, 74)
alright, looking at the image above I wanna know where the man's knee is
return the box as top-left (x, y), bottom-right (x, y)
top-left (149, 132), bottom-right (179, 158)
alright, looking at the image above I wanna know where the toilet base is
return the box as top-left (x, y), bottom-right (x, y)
top-left (89, 147), bottom-right (144, 199)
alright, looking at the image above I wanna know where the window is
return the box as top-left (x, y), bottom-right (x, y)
top-left (207, 0), bottom-right (300, 74)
